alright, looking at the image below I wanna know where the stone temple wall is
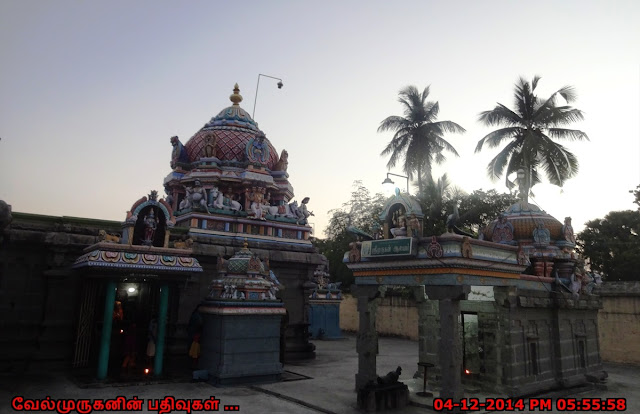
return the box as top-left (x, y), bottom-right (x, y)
top-left (597, 281), bottom-right (640, 365)
top-left (0, 212), bottom-right (325, 374)
top-left (340, 286), bottom-right (606, 396)
top-left (0, 213), bottom-right (120, 372)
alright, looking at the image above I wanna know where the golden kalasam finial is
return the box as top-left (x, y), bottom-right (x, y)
top-left (230, 83), bottom-right (242, 106)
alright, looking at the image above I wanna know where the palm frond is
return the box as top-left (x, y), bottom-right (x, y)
top-left (486, 140), bottom-right (520, 181)
top-left (531, 75), bottom-right (541, 91)
top-left (378, 115), bottom-right (409, 133)
top-left (478, 104), bottom-right (522, 126)
top-left (557, 85), bottom-right (578, 103)
top-left (546, 107), bottom-right (586, 126)
top-left (432, 120), bottom-right (466, 135)
top-left (475, 127), bottom-right (522, 152)
top-left (547, 128), bottom-right (589, 141)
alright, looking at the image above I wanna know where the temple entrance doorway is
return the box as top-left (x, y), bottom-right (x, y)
top-left (108, 280), bottom-right (159, 380)
top-left (461, 312), bottom-right (481, 384)
top-left (72, 278), bottom-right (177, 381)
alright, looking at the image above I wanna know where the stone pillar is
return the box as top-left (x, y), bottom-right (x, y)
top-left (425, 285), bottom-right (469, 401)
top-left (154, 282), bottom-right (169, 376)
top-left (354, 285), bottom-right (383, 391)
top-left (97, 280), bottom-right (117, 380)
top-left (413, 286), bottom-right (429, 372)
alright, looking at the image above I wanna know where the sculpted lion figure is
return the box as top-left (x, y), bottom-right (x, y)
top-left (173, 238), bottom-right (194, 249)
top-left (274, 149), bottom-right (288, 172)
top-left (98, 229), bottom-right (121, 244)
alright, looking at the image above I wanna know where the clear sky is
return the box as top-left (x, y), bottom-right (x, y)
top-left (1, 1), bottom-right (639, 238)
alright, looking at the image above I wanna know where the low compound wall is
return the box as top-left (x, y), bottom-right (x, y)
top-left (340, 293), bottom-right (418, 340)
top-left (339, 282), bottom-right (640, 365)
top-left (597, 281), bottom-right (640, 365)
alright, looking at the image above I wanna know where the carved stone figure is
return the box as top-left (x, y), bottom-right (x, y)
top-left (203, 133), bottom-right (216, 158)
top-left (266, 204), bottom-right (280, 217)
top-left (210, 187), bottom-right (242, 212)
top-left (377, 366), bottom-right (402, 385)
top-left (348, 241), bottom-right (361, 263)
top-left (143, 210), bottom-right (157, 245)
top-left (249, 188), bottom-right (267, 220)
top-left (517, 246), bottom-right (530, 266)
top-left (586, 272), bottom-right (603, 294)
top-left (172, 238), bottom-right (193, 249)
top-left (179, 194), bottom-right (191, 211)
top-left (125, 211), bottom-right (138, 223)
top-left (492, 214), bottom-right (514, 243)
top-left (427, 236), bottom-right (443, 258)
top-left (170, 136), bottom-right (188, 169)
top-left (164, 189), bottom-right (174, 209)
top-left (181, 181), bottom-right (208, 212)
top-left (296, 197), bottom-right (314, 225)
top-left (563, 216), bottom-right (576, 244)
top-left (461, 236), bottom-right (472, 258)
top-left (246, 135), bottom-right (269, 165)
top-left (533, 222), bottom-right (551, 245)
top-left (287, 200), bottom-right (300, 219)
top-left (274, 149), bottom-right (289, 171)
top-left (407, 214), bottom-right (420, 237)
top-left (390, 215), bottom-right (407, 238)
top-left (191, 180), bottom-right (209, 212)
top-left (98, 229), bottom-right (121, 244)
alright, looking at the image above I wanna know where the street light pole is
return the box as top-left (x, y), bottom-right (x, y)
top-left (382, 172), bottom-right (410, 195)
top-left (252, 74), bottom-right (284, 119)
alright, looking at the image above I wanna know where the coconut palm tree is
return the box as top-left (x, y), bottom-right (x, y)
top-left (475, 76), bottom-right (589, 203)
top-left (379, 86), bottom-right (465, 195)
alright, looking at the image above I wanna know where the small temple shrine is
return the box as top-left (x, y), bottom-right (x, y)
top-left (0, 84), bottom-right (325, 381)
top-left (345, 178), bottom-right (604, 410)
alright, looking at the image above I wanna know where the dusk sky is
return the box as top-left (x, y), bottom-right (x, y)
top-left (1, 1), bottom-right (638, 237)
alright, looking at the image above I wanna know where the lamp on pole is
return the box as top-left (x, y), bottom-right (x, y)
top-left (382, 172), bottom-right (409, 195)
top-left (252, 74), bottom-right (284, 119)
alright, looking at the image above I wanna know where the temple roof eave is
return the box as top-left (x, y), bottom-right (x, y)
top-left (72, 243), bottom-right (202, 274)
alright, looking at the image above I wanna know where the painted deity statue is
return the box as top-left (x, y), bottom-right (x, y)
top-left (203, 133), bottom-right (216, 158)
top-left (533, 222), bottom-right (551, 245)
top-left (250, 190), bottom-right (267, 220)
top-left (190, 180), bottom-right (208, 212)
top-left (247, 136), bottom-right (269, 165)
top-left (562, 217), bottom-right (576, 244)
top-left (407, 213), bottom-right (420, 238)
top-left (492, 214), bottom-right (514, 243)
top-left (296, 197), bottom-right (314, 225)
top-left (143, 210), bottom-right (157, 245)
top-left (390, 215), bottom-right (408, 238)
top-left (180, 181), bottom-right (208, 212)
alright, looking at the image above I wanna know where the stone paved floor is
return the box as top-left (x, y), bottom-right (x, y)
top-left (1, 333), bottom-right (639, 413)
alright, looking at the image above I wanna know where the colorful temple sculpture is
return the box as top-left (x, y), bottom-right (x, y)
top-left (199, 243), bottom-right (285, 384)
top-left (345, 190), bottom-right (605, 410)
top-left (308, 264), bottom-right (344, 340)
top-left (72, 191), bottom-right (203, 379)
top-left (0, 84), bottom-right (324, 380)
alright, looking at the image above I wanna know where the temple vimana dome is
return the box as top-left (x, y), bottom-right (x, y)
top-left (164, 84), bottom-right (312, 239)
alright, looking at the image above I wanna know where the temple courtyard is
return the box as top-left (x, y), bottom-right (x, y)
top-left (1, 333), bottom-right (638, 414)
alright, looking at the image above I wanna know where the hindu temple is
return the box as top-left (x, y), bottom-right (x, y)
top-left (345, 183), bottom-right (605, 410)
top-left (0, 84), bottom-right (325, 382)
